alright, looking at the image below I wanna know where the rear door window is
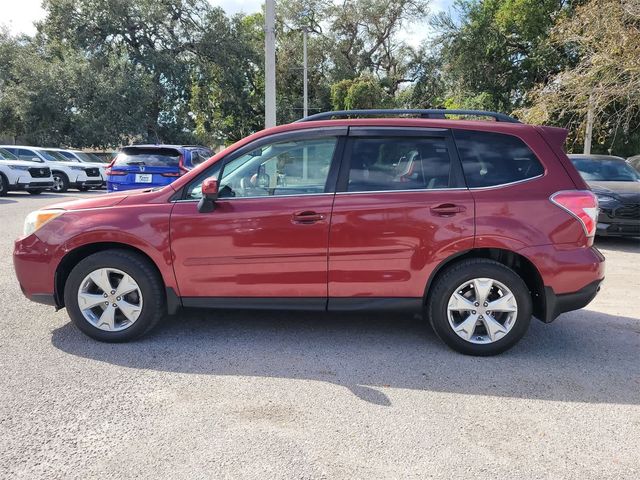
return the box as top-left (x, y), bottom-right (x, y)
top-left (346, 137), bottom-right (452, 192)
top-left (453, 130), bottom-right (544, 188)
top-left (114, 148), bottom-right (182, 167)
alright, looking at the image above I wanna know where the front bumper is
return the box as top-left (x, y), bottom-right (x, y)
top-left (14, 234), bottom-right (57, 306)
top-left (596, 207), bottom-right (640, 237)
top-left (15, 181), bottom-right (54, 191)
top-left (73, 179), bottom-right (103, 188)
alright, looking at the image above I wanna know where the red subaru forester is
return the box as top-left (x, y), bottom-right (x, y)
top-left (14, 110), bottom-right (605, 355)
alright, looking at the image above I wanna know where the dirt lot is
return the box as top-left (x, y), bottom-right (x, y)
top-left (1, 191), bottom-right (639, 479)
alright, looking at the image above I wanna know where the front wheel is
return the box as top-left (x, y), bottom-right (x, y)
top-left (427, 259), bottom-right (532, 356)
top-left (64, 250), bottom-right (166, 342)
top-left (0, 174), bottom-right (8, 196)
top-left (52, 172), bottom-right (69, 193)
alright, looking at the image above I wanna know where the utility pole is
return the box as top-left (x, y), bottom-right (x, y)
top-left (302, 27), bottom-right (309, 119)
top-left (265, 0), bottom-right (277, 128)
top-left (584, 92), bottom-right (594, 155)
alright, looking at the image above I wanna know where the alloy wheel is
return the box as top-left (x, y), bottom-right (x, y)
top-left (447, 277), bottom-right (518, 344)
top-left (52, 175), bottom-right (64, 192)
top-left (77, 268), bottom-right (143, 332)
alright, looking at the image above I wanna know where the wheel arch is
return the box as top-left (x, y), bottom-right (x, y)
top-left (54, 242), bottom-right (180, 314)
top-left (423, 247), bottom-right (546, 321)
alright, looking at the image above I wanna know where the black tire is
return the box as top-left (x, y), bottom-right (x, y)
top-left (64, 249), bottom-right (166, 342)
top-left (27, 189), bottom-right (43, 195)
top-left (427, 258), bottom-right (532, 356)
top-left (52, 171), bottom-right (69, 193)
top-left (0, 173), bottom-right (8, 197)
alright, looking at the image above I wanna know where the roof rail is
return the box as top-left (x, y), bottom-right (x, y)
top-left (296, 109), bottom-right (520, 124)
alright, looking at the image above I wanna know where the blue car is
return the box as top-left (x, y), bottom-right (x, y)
top-left (106, 145), bottom-right (213, 192)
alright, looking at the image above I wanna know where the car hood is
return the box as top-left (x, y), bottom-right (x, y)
top-left (45, 192), bottom-right (132, 211)
top-left (589, 181), bottom-right (640, 202)
top-left (44, 187), bottom-right (172, 212)
top-left (0, 159), bottom-right (46, 168)
top-left (80, 162), bottom-right (106, 168)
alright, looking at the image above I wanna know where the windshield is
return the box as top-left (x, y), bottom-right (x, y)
top-left (571, 158), bottom-right (640, 182)
top-left (0, 148), bottom-right (18, 160)
top-left (72, 151), bottom-right (99, 163)
top-left (114, 148), bottom-right (182, 167)
top-left (45, 150), bottom-right (74, 162)
top-left (38, 149), bottom-right (71, 162)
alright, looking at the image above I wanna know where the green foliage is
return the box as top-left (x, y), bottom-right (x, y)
top-left (0, 0), bottom-right (636, 155)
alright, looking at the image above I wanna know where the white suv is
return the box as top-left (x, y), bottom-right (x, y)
top-left (0, 148), bottom-right (54, 196)
top-left (0, 146), bottom-right (103, 192)
top-left (44, 148), bottom-right (107, 188)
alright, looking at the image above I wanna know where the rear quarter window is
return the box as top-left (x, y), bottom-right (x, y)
top-left (453, 130), bottom-right (544, 188)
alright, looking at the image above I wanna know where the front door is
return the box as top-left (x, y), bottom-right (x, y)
top-left (170, 132), bottom-right (345, 307)
top-left (328, 128), bottom-right (475, 304)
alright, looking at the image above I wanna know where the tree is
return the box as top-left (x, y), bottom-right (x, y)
top-left (432, 0), bottom-right (574, 112)
top-left (517, 0), bottom-right (640, 155)
top-left (331, 77), bottom-right (394, 110)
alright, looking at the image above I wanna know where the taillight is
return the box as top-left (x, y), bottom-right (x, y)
top-left (105, 156), bottom-right (127, 176)
top-left (161, 172), bottom-right (181, 177)
top-left (550, 190), bottom-right (599, 238)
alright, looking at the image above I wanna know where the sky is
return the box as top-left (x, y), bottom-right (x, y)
top-left (0, 0), bottom-right (454, 46)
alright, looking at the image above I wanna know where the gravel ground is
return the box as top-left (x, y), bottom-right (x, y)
top-left (1, 191), bottom-right (639, 480)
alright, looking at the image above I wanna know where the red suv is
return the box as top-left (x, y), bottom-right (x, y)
top-left (13, 110), bottom-right (605, 355)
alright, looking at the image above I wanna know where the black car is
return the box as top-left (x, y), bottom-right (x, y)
top-left (569, 154), bottom-right (640, 237)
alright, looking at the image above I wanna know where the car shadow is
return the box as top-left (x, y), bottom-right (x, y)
top-left (51, 309), bottom-right (640, 406)
top-left (596, 236), bottom-right (640, 253)
top-left (0, 198), bottom-right (17, 204)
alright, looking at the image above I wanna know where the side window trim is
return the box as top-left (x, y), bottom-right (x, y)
top-left (176, 127), bottom-right (349, 201)
top-left (335, 127), bottom-right (466, 193)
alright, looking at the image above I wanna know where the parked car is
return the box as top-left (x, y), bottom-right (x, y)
top-left (106, 145), bottom-right (212, 192)
top-left (14, 109), bottom-right (605, 356)
top-left (45, 148), bottom-right (107, 188)
top-left (0, 145), bottom-right (103, 193)
top-left (627, 155), bottom-right (640, 172)
top-left (568, 154), bottom-right (640, 237)
top-left (0, 148), bottom-right (54, 196)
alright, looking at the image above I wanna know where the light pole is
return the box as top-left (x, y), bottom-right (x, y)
top-left (302, 26), bottom-right (309, 119)
top-left (265, 0), bottom-right (277, 128)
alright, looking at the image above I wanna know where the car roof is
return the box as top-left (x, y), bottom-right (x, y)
top-left (567, 154), bottom-right (626, 162)
top-left (124, 144), bottom-right (207, 150)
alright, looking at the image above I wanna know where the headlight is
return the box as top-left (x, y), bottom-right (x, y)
top-left (70, 166), bottom-right (86, 171)
top-left (23, 209), bottom-right (65, 237)
top-left (595, 193), bottom-right (617, 206)
top-left (8, 165), bottom-right (30, 171)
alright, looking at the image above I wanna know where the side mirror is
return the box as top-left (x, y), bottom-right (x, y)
top-left (32, 157), bottom-right (40, 162)
top-left (197, 178), bottom-right (219, 213)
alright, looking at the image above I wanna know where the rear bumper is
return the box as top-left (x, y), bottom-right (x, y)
top-left (543, 279), bottom-right (603, 323)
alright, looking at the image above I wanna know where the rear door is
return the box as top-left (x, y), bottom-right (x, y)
top-left (327, 127), bottom-right (475, 306)
top-left (109, 147), bottom-right (182, 190)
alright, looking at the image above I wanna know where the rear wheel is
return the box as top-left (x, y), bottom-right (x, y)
top-left (52, 172), bottom-right (69, 193)
top-left (0, 174), bottom-right (8, 196)
top-left (427, 259), bottom-right (532, 356)
top-left (64, 250), bottom-right (166, 342)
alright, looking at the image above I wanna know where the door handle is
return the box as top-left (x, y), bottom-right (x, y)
top-left (430, 204), bottom-right (466, 216)
top-left (292, 211), bottom-right (326, 224)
